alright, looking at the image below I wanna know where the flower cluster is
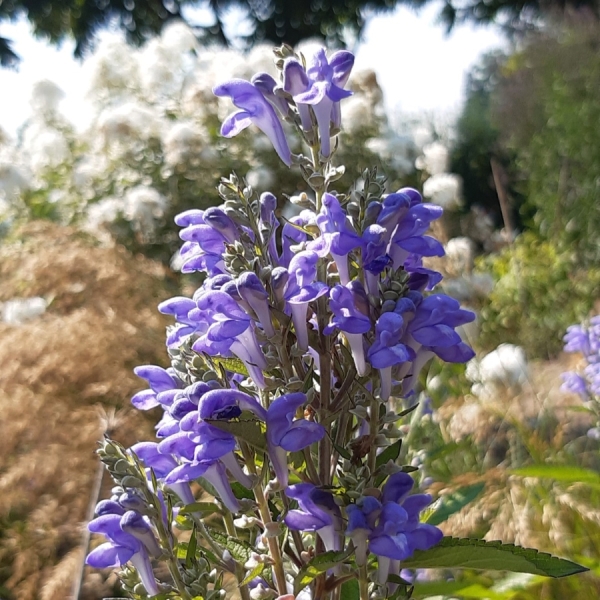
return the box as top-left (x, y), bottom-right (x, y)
top-left (561, 316), bottom-right (600, 437)
top-left (86, 44), bottom-right (476, 600)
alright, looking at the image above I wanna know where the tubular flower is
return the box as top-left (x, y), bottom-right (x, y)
top-left (265, 392), bottom-right (325, 488)
top-left (214, 79), bottom-right (292, 166)
top-left (87, 507), bottom-right (160, 596)
top-left (284, 484), bottom-right (342, 552)
top-left (345, 472), bottom-right (442, 586)
top-left (283, 49), bottom-right (354, 156)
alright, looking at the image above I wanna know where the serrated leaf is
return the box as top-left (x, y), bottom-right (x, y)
top-left (206, 418), bottom-right (267, 451)
top-left (204, 525), bottom-right (254, 563)
top-left (512, 465), bottom-right (600, 486)
top-left (180, 502), bottom-right (222, 516)
top-left (375, 439), bottom-right (402, 468)
top-left (294, 549), bottom-right (353, 594)
top-left (340, 579), bottom-right (359, 600)
top-left (426, 482), bottom-right (485, 526)
top-left (240, 562), bottom-right (265, 586)
top-left (402, 537), bottom-right (588, 577)
top-left (212, 356), bottom-right (249, 376)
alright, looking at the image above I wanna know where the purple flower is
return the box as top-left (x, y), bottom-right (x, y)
top-left (389, 203), bottom-right (444, 270)
top-left (563, 324), bottom-right (590, 356)
top-left (214, 79), bottom-right (292, 166)
top-left (131, 365), bottom-right (183, 410)
top-left (130, 442), bottom-right (195, 505)
top-left (191, 290), bottom-right (268, 387)
top-left (367, 313), bottom-right (415, 400)
top-left (346, 473), bottom-right (442, 586)
top-left (237, 271), bottom-right (275, 337)
top-left (87, 508), bottom-right (160, 596)
top-left (266, 393), bottom-right (325, 487)
top-left (284, 250), bottom-right (329, 351)
top-left (280, 210), bottom-right (314, 267)
top-left (251, 72), bottom-right (290, 117)
top-left (400, 294), bottom-right (475, 395)
top-left (283, 49), bottom-right (354, 156)
top-left (560, 371), bottom-right (588, 398)
top-left (325, 282), bottom-right (372, 375)
top-left (154, 388), bottom-right (267, 512)
top-left (362, 224), bottom-right (392, 297)
top-left (308, 193), bottom-right (362, 285)
top-left (284, 484), bottom-right (342, 552)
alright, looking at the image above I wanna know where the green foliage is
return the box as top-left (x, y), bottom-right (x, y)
top-left (427, 482), bottom-right (485, 526)
top-left (293, 549), bottom-right (353, 594)
top-left (402, 537), bottom-right (588, 577)
top-left (494, 21), bottom-right (600, 265)
top-left (476, 232), bottom-right (600, 358)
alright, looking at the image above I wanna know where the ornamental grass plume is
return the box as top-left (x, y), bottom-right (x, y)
top-left (85, 43), bottom-right (586, 600)
top-left (0, 221), bottom-right (171, 599)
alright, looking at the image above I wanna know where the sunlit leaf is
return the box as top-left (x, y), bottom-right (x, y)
top-left (426, 482), bottom-right (485, 526)
top-left (294, 549), bottom-right (353, 594)
top-left (402, 537), bottom-right (588, 577)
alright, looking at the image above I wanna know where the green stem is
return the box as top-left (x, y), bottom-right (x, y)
top-left (358, 564), bottom-right (370, 600)
top-left (225, 517), bottom-right (252, 600)
top-left (368, 390), bottom-right (379, 481)
top-left (240, 443), bottom-right (288, 596)
top-left (304, 446), bottom-right (321, 484)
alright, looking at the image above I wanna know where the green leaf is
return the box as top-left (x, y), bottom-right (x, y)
top-left (412, 580), bottom-right (484, 598)
top-left (231, 481), bottom-right (255, 500)
top-left (180, 501), bottom-right (222, 516)
top-left (212, 356), bottom-right (249, 376)
top-left (426, 482), bottom-right (485, 526)
top-left (340, 579), bottom-right (359, 600)
top-left (332, 441), bottom-right (351, 461)
top-left (206, 417), bottom-right (267, 451)
top-left (512, 465), bottom-right (600, 486)
top-left (294, 549), bottom-right (353, 594)
top-left (186, 524), bottom-right (198, 567)
top-left (402, 537), bottom-right (588, 577)
top-left (375, 439), bottom-right (402, 468)
top-left (240, 562), bottom-right (265, 587)
top-left (176, 541), bottom-right (189, 560)
top-left (204, 525), bottom-right (254, 563)
top-left (443, 584), bottom-right (507, 599)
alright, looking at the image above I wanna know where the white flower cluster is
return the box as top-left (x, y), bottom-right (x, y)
top-left (416, 139), bottom-right (463, 210)
top-left (466, 343), bottom-right (528, 401)
top-left (1, 23), bottom-right (416, 247)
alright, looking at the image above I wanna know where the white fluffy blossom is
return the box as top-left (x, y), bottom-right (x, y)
top-left (445, 237), bottom-right (475, 274)
top-left (124, 185), bottom-right (168, 236)
top-left (21, 123), bottom-right (70, 173)
top-left (422, 173), bottom-right (462, 209)
top-left (30, 80), bottom-right (65, 114)
top-left (84, 197), bottom-right (124, 238)
top-left (415, 141), bottom-right (449, 175)
top-left (467, 344), bottom-right (528, 400)
top-left (0, 162), bottom-right (29, 199)
top-left (162, 121), bottom-right (206, 167)
top-left (85, 34), bottom-right (141, 102)
top-left (1, 297), bottom-right (47, 325)
top-left (98, 102), bottom-right (163, 146)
